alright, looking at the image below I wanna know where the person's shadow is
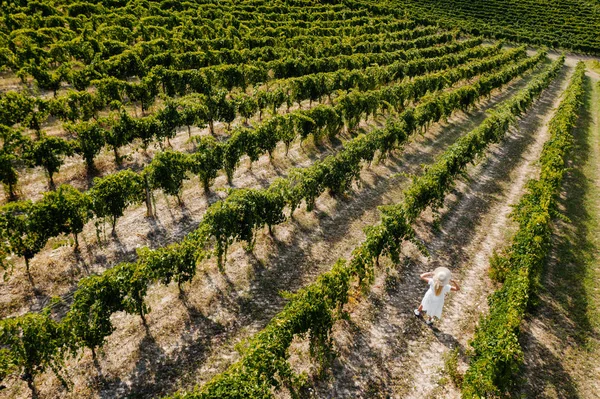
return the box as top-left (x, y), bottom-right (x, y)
top-left (430, 325), bottom-right (467, 356)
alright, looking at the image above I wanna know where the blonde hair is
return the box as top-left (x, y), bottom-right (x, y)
top-left (433, 267), bottom-right (451, 296)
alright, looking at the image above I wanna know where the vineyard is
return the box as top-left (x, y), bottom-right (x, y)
top-left (0, 1), bottom-right (599, 398)
top-left (397, 0), bottom-right (600, 55)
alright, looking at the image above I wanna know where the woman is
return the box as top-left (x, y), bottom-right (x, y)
top-left (414, 267), bottom-right (460, 325)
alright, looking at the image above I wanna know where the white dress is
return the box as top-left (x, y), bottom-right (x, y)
top-left (420, 278), bottom-right (452, 319)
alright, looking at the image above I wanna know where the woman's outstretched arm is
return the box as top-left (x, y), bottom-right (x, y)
top-left (450, 279), bottom-right (460, 291)
top-left (420, 271), bottom-right (434, 281)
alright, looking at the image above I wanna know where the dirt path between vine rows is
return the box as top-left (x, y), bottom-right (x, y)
top-left (298, 59), bottom-right (573, 398)
top-left (7, 66), bottom-right (540, 398)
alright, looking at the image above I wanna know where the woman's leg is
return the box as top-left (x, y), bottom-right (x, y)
top-left (414, 304), bottom-right (424, 316)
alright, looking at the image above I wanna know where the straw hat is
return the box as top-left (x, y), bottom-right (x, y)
top-left (433, 267), bottom-right (451, 286)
